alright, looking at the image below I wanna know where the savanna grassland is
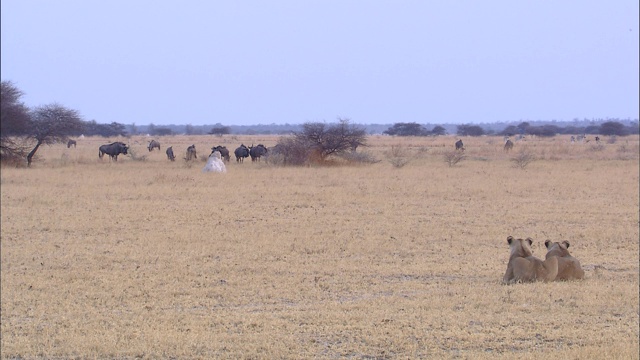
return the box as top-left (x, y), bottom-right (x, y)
top-left (1, 134), bottom-right (639, 359)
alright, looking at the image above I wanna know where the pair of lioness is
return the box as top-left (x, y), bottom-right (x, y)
top-left (503, 236), bottom-right (585, 284)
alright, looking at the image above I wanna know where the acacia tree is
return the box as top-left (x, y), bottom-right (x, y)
top-left (1, 81), bottom-right (32, 163)
top-left (456, 124), bottom-right (485, 136)
top-left (599, 121), bottom-right (627, 136)
top-left (271, 118), bottom-right (367, 165)
top-left (383, 122), bottom-right (428, 136)
top-left (26, 103), bottom-right (85, 166)
top-left (83, 120), bottom-right (127, 137)
top-left (430, 125), bottom-right (447, 136)
top-left (294, 118), bottom-right (367, 160)
top-left (208, 126), bottom-right (231, 136)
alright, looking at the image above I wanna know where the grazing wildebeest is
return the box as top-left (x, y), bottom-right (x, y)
top-left (504, 139), bottom-right (514, 152)
top-left (148, 139), bottom-right (160, 152)
top-left (249, 144), bottom-right (268, 162)
top-left (166, 146), bottom-right (175, 161)
top-left (211, 145), bottom-right (230, 162)
top-left (595, 136), bottom-right (600, 143)
top-left (234, 144), bottom-right (250, 163)
top-left (185, 144), bottom-right (197, 161)
top-left (67, 139), bottom-right (77, 148)
top-left (455, 139), bottom-right (465, 151)
top-left (99, 142), bottom-right (128, 161)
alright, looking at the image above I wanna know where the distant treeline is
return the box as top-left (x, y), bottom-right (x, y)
top-left (77, 119), bottom-right (639, 137)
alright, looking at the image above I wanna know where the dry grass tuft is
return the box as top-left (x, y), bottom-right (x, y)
top-left (443, 149), bottom-right (466, 167)
top-left (511, 147), bottom-right (536, 169)
top-left (127, 147), bottom-right (148, 162)
top-left (386, 145), bottom-right (412, 168)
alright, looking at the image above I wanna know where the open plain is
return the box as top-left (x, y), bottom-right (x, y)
top-left (1, 134), bottom-right (639, 359)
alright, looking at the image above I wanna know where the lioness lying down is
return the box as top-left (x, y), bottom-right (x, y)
top-left (503, 236), bottom-right (558, 284)
top-left (544, 240), bottom-right (585, 281)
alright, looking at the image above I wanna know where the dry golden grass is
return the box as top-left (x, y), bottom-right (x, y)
top-left (1, 134), bottom-right (639, 359)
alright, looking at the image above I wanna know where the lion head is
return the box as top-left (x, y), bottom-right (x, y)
top-left (503, 236), bottom-right (558, 284)
top-left (507, 236), bottom-right (533, 259)
top-left (544, 240), bottom-right (585, 281)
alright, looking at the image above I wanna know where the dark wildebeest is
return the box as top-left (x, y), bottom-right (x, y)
top-left (234, 144), bottom-right (250, 163)
top-left (99, 142), bottom-right (128, 161)
top-left (211, 145), bottom-right (230, 162)
top-left (504, 139), bottom-right (514, 152)
top-left (166, 146), bottom-right (175, 161)
top-left (595, 136), bottom-right (600, 143)
top-left (185, 144), bottom-right (197, 161)
top-left (148, 139), bottom-right (160, 152)
top-left (249, 144), bottom-right (268, 162)
top-left (67, 139), bottom-right (77, 148)
top-left (455, 139), bottom-right (465, 151)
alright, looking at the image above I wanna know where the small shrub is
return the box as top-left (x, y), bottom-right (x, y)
top-left (389, 157), bottom-right (411, 168)
top-left (511, 148), bottom-right (536, 169)
top-left (128, 148), bottom-right (147, 162)
top-left (264, 152), bottom-right (285, 166)
top-left (388, 145), bottom-right (407, 158)
top-left (443, 150), bottom-right (465, 167)
top-left (386, 145), bottom-right (411, 168)
top-left (267, 137), bottom-right (312, 166)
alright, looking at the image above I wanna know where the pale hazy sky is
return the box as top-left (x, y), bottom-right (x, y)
top-left (2, 1), bottom-right (638, 126)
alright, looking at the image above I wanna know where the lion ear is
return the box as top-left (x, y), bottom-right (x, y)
top-left (544, 240), bottom-right (551, 248)
top-left (562, 241), bottom-right (570, 248)
top-left (526, 238), bottom-right (533, 246)
top-left (507, 236), bottom-right (514, 244)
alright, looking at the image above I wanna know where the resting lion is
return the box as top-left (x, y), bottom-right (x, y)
top-left (544, 240), bottom-right (585, 281)
top-left (503, 236), bottom-right (558, 284)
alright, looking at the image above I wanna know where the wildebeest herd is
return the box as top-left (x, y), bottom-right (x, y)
top-left (94, 139), bottom-right (461, 163)
top-left (93, 140), bottom-right (271, 165)
top-left (79, 135), bottom-right (603, 164)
